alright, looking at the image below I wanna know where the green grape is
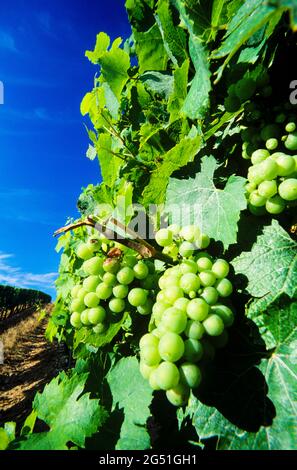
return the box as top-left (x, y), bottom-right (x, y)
top-left (179, 225), bottom-right (200, 242)
top-left (117, 267), bottom-right (135, 285)
top-left (247, 164), bottom-right (263, 185)
top-left (197, 257), bottom-right (213, 272)
top-left (228, 83), bottom-right (237, 97)
top-left (155, 361), bottom-right (180, 390)
top-left (137, 299), bottom-right (153, 315)
top-left (84, 292), bottom-right (100, 308)
top-left (179, 362), bottom-right (202, 388)
top-left (196, 251), bottom-right (212, 261)
top-left (77, 243), bottom-right (93, 260)
top-left (121, 255), bottom-right (137, 268)
top-left (83, 275), bottom-right (100, 293)
top-left (140, 333), bottom-right (159, 349)
top-left (141, 345), bottom-right (161, 366)
top-left (152, 302), bottom-right (171, 325)
top-left (77, 288), bottom-right (88, 301)
top-left (155, 228), bottom-right (173, 247)
top-left (158, 332), bottom-right (185, 362)
top-left (141, 275), bottom-right (158, 290)
top-left (166, 382), bottom-right (190, 407)
top-left (161, 275), bottom-right (181, 289)
top-left (83, 257), bottom-right (104, 276)
top-left (179, 273), bottom-right (200, 294)
top-left (284, 132), bottom-right (297, 151)
top-left (70, 298), bottom-right (85, 313)
top-left (258, 180), bottom-right (277, 198)
top-left (161, 307), bottom-right (187, 334)
top-left (183, 338), bottom-right (204, 362)
top-left (179, 241), bottom-right (194, 258)
top-left (70, 312), bottom-right (82, 328)
top-left (203, 314), bottom-right (224, 336)
top-left (174, 297), bottom-right (190, 313)
top-left (248, 203), bottom-right (267, 216)
top-left (246, 182), bottom-right (257, 193)
top-left (168, 224), bottom-right (181, 235)
top-left (71, 284), bottom-right (81, 298)
top-left (149, 369), bottom-right (161, 390)
top-left (199, 270), bottom-right (217, 287)
top-left (260, 124), bottom-right (280, 141)
top-left (266, 138), bottom-right (278, 150)
top-left (188, 290), bottom-right (197, 299)
top-left (184, 320), bottom-right (205, 340)
top-left (103, 258), bottom-right (121, 274)
top-left (235, 78), bottom-right (256, 101)
top-left (249, 190), bottom-right (267, 207)
top-left (92, 323), bottom-right (106, 334)
top-left (88, 306), bottom-right (106, 325)
top-left (102, 272), bottom-right (117, 287)
top-left (109, 298), bottom-right (125, 313)
top-left (128, 288), bottom-right (148, 307)
top-left (133, 262), bottom-right (149, 280)
top-left (265, 195), bottom-right (286, 214)
top-left (251, 149), bottom-right (270, 165)
top-left (285, 122), bottom-right (296, 133)
top-left (276, 154), bottom-right (296, 176)
top-left (139, 362), bottom-right (157, 380)
top-left (259, 159), bottom-right (278, 181)
top-left (211, 259), bottom-right (229, 279)
top-left (96, 282), bottom-right (113, 300)
top-left (275, 113), bottom-right (286, 123)
top-left (80, 309), bottom-right (92, 326)
top-left (200, 287), bottom-right (219, 305)
top-left (196, 234), bottom-right (210, 249)
top-left (186, 298), bottom-right (209, 321)
top-left (224, 96), bottom-right (241, 112)
top-left (278, 178), bottom-right (297, 201)
top-left (162, 244), bottom-right (179, 259)
top-left (155, 323), bottom-right (168, 337)
top-left (211, 304), bottom-right (234, 327)
top-left (156, 291), bottom-right (165, 303)
top-left (112, 284), bottom-right (129, 299)
top-left (215, 278), bottom-right (233, 297)
top-left (163, 286), bottom-right (184, 304)
top-left (180, 260), bottom-right (198, 274)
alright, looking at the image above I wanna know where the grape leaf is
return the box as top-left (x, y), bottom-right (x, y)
top-left (172, 0), bottom-right (212, 40)
top-left (14, 373), bottom-right (107, 450)
top-left (107, 357), bottom-right (153, 450)
top-left (165, 155), bottom-right (247, 248)
top-left (182, 36), bottom-right (211, 120)
top-left (155, 0), bottom-right (188, 66)
top-left (133, 23), bottom-right (168, 73)
top-left (232, 220), bottom-right (297, 315)
top-left (142, 133), bottom-right (202, 205)
top-left (95, 133), bottom-right (122, 187)
top-left (186, 300), bottom-right (297, 450)
top-left (167, 59), bottom-right (189, 123)
top-left (140, 71), bottom-right (174, 99)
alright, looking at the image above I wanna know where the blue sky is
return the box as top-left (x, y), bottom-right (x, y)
top-left (0, 0), bottom-right (131, 298)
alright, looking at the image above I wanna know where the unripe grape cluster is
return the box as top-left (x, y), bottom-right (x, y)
top-left (242, 119), bottom-right (297, 215)
top-left (139, 225), bottom-right (235, 407)
top-left (69, 236), bottom-right (157, 334)
top-left (224, 72), bottom-right (270, 113)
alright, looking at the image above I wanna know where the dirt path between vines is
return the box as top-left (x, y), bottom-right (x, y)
top-left (0, 305), bottom-right (69, 427)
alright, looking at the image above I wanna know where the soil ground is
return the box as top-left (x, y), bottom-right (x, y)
top-left (0, 305), bottom-right (69, 427)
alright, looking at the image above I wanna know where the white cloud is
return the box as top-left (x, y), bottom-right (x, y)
top-left (0, 251), bottom-right (57, 290)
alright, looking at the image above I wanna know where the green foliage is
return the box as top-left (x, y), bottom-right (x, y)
top-left (12, 372), bottom-right (107, 450)
top-left (8, 0), bottom-right (297, 452)
top-left (107, 357), bottom-right (153, 450)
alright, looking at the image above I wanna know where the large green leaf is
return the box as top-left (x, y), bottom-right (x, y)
top-left (134, 23), bottom-right (168, 73)
top-left (182, 36), bottom-right (211, 120)
top-left (95, 133), bottom-right (123, 187)
top-left (232, 220), bottom-right (297, 315)
top-left (165, 155), bottom-right (247, 249)
top-left (107, 357), bottom-right (153, 450)
top-left (14, 373), bottom-right (107, 450)
top-left (142, 133), bottom-right (202, 205)
top-left (155, 0), bottom-right (188, 65)
top-left (167, 59), bottom-right (189, 123)
top-left (186, 299), bottom-right (297, 450)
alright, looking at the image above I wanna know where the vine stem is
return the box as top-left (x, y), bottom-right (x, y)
top-left (54, 217), bottom-right (175, 265)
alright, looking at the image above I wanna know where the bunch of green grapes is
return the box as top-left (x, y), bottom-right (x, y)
top-left (242, 119), bottom-right (297, 215)
top-left (139, 225), bottom-right (235, 407)
top-left (224, 70), bottom-right (270, 113)
top-left (69, 236), bottom-right (157, 334)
